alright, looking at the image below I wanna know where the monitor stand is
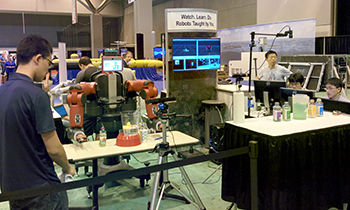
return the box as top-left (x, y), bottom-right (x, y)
top-left (263, 91), bottom-right (271, 115)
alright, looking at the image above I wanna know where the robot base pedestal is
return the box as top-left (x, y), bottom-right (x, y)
top-left (116, 133), bottom-right (142, 147)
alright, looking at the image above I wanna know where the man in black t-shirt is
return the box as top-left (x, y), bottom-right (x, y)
top-left (76, 56), bottom-right (101, 83)
top-left (0, 35), bottom-right (75, 209)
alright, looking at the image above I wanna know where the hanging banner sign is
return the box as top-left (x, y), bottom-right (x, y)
top-left (166, 9), bottom-right (217, 32)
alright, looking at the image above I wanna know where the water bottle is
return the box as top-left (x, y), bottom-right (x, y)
top-left (282, 101), bottom-right (291, 121)
top-left (308, 99), bottom-right (316, 118)
top-left (273, 102), bottom-right (281, 122)
top-left (99, 126), bottom-right (107, 146)
top-left (316, 98), bottom-right (323, 117)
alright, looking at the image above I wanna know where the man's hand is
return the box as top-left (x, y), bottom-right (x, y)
top-left (43, 81), bottom-right (48, 90)
top-left (63, 165), bottom-right (76, 176)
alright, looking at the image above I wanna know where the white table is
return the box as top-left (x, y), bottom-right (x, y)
top-left (64, 131), bottom-right (199, 161)
top-left (222, 112), bottom-right (350, 209)
top-left (63, 131), bottom-right (200, 208)
top-left (226, 111), bottom-right (350, 136)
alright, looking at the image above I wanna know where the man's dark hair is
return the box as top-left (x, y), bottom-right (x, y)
top-left (78, 56), bottom-right (92, 66)
top-left (17, 35), bottom-right (52, 66)
top-left (265, 50), bottom-right (277, 59)
top-left (288, 73), bottom-right (304, 83)
top-left (327, 77), bottom-right (344, 88)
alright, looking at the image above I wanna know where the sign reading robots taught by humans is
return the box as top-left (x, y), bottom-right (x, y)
top-left (166, 9), bottom-right (217, 32)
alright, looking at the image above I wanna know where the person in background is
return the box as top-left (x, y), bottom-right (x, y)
top-left (257, 50), bottom-right (292, 81)
top-left (0, 51), bottom-right (7, 80)
top-left (123, 51), bottom-right (133, 68)
top-left (287, 72), bottom-right (305, 90)
top-left (75, 56), bottom-right (102, 140)
top-left (324, 77), bottom-right (350, 102)
top-left (120, 66), bottom-right (136, 84)
top-left (0, 35), bottom-right (75, 209)
top-left (76, 56), bottom-right (100, 83)
top-left (4, 55), bottom-right (17, 81)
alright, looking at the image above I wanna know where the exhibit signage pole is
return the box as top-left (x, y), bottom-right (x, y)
top-left (165, 11), bottom-right (169, 93)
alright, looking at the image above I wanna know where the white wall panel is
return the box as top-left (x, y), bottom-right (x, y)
top-left (257, 0), bottom-right (332, 37)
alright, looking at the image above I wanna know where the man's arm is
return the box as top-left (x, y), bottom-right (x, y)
top-left (75, 71), bottom-right (83, 84)
top-left (42, 130), bottom-right (75, 176)
top-left (281, 65), bottom-right (293, 76)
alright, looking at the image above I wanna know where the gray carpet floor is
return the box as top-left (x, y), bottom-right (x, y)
top-left (0, 145), bottom-right (233, 210)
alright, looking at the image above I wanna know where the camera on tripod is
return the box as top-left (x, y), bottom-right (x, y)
top-left (146, 96), bottom-right (176, 119)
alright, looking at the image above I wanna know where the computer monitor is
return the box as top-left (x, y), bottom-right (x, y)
top-left (254, 80), bottom-right (286, 113)
top-left (280, 88), bottom-right (315, 106)
top-left (102, 56), bottom-right (123, 72)
top-left (154, 47), bottom-right (165, 59)
top-left (172, 38), bottom-right (220, 71)
top-left (53, 105), bottom-right (68, 117)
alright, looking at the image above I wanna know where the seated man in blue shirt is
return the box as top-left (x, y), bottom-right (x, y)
top-left (257, 50), bottom-right (292, 81)
top-left (323, 77), bottom-right (350, 102)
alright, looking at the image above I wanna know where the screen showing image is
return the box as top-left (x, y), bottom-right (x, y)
top-left (102, 56), bottom-right (123, 72)
top-left (154, 47), bottom-right (165, 59)
top-left (254, 80), bottom-right (286, 113)
top-left (172, 38), bottom-right (220, 71)
top-left (54, 105), bottom-right (67, 117)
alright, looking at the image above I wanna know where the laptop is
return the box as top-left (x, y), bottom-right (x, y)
top-left (53, 104), bottom-right (68, 118)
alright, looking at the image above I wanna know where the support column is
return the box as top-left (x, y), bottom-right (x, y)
top-left (90, 14), bottom-right (103, 58)
top-left (134, 0), bottom-right (152, 59)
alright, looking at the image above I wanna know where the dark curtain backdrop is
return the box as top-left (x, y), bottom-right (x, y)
top-left (315, 36), bottom-right (350, 54)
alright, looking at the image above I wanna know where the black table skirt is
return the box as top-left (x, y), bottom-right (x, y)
top-left (222, 122), bottom-right (350, 210)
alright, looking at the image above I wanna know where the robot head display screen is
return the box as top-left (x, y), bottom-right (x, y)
top-left (102, 56), bottom-right (123, 72)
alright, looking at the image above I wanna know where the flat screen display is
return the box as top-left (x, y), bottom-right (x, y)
top-left (53, 105), bottom-right (68, 117)
top-left (102, 56), bottom-right (123, 72)
top-left (254, 80), bottom-right (286, 110)
top-left (280, 88), bottom-right (315, 104)
top-left (172, 38), bottom-right (220, 71)
top-left (154, 47), bottom-right (165, 59)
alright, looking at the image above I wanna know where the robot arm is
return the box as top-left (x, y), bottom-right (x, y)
top-left (125, 80), bottom-right (165, 131)
top-left (66, 82), bottom-right (97, 143)
top-left (125, 80), bottom-right (159, 119)
top-left (66, 78), bottom-right (160, 143)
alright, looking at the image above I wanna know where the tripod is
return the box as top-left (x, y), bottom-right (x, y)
top-left (148, 113), bottom-right (206, 210)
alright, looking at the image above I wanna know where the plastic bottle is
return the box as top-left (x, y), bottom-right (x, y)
top-left (273, 102), bottom-right (282, 122)
top-left (308, 99), bottom-right (316, 118)
top-left (99, 126), bottom-right (107, 146)
top-left (282, 101), bottom-right (291, 121)
top-left (316, 98), bottom-right (323, 117)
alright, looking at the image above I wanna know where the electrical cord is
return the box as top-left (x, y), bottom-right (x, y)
top-left (209, 135), bottom-right (224, 152)
top-left (169, 130), bottom-right (180, 154)
top-left (244, 24), bottom-right (292, 74)
top-left (207, 160), bottom-right (222, 170)
top-left (130, 154), bottom-right (158, 164)
top-left (215, 105), bottom-right (224, 123)
top-left (181, 174), bottom-right (222, 185)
